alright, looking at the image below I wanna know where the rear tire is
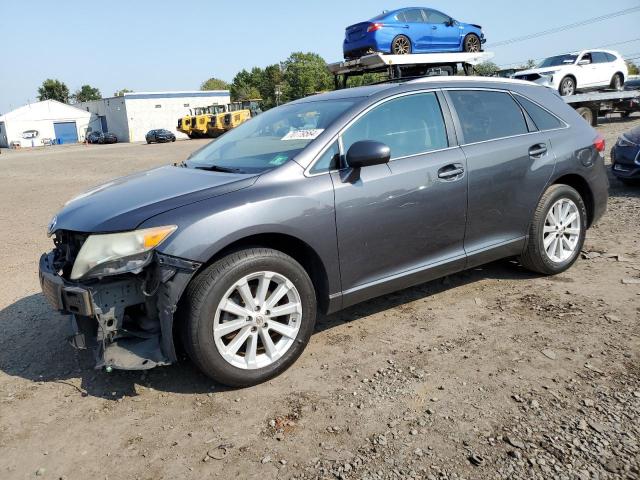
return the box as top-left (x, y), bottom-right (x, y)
top-left (610, 73), bottom-right (624, 91)
top-left (520, 184), bottom-right (587, 275)
top-left (463, 34), bottom-right (481, 53)
top-left (391, 35), bottom-right (412, 55)
top-left (575, 106), bottom-right (595, 126)
top-left (182, 248), bottom-right (317, 387)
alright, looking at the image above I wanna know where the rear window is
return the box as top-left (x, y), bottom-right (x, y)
top-left (448, 90), bottom-right (529, 144)
top-left (515, 95), bottom-right (564, 131)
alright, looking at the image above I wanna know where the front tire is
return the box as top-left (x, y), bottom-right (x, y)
top-left (182, 248), bottom-right (317, 387)
top-left (520, 184), bottom-right (587, 275)
top-left (463, 34), bottom-right (481, 53)
top-left (391, 35), bottom-right (412, 55)
top-left (559, 76), bottom-right (576, 96)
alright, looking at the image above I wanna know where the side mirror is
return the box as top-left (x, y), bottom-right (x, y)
top-left (578, 59), bottom-right (591, 66)
top-left (346, 140), bottom-right (391, 169)
top-left (446, 18), bottom-right (456, 26)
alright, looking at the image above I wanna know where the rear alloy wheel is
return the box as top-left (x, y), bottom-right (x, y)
top-left (183, 248), bottom-right (316, 387)
top-left (463, 34), bottom-right (481, 53)
top-left (576, 106), bottom-right (594, 126)
top-left (391, 35), bottom-right (412, 55)
top-left (610, 73), bottom-right (624, 91)
top-left (520, 184), bottom-right (586, 275)
top-left (559, 76), bottom-right (576, 96)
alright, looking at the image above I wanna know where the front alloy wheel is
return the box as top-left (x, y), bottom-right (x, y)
top-left (213, 271), bottom-right (302, 370)
top-left (183, 248), bottom-right (316, 386)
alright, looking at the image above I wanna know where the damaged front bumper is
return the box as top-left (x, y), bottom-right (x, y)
top-left (38, 251), bottom-right (200, 371)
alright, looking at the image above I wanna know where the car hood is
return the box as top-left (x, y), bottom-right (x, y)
top-left (514, 67), bottom-right (563, 76)
top-left (52, 165), bottom-right (258, 233)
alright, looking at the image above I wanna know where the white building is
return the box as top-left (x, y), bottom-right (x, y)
top-left (0, 100), bottom-right (95, 148)
top-left (78, 90), bottom-right (230, 142)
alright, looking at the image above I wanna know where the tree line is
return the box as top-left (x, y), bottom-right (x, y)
top-left (35, 53), bottom-right (640, 108)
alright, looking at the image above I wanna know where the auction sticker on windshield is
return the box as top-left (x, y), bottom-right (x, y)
top-left (281, 129), bottom-right (324, 141)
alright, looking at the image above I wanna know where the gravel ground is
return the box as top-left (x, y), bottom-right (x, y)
top-left (0, 115), bottom-right (639, 480)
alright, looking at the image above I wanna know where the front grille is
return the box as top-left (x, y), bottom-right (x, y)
top-left (516, 74), bottom-right (541, 82)
top-left (52, 230), bottom-right (88, 279)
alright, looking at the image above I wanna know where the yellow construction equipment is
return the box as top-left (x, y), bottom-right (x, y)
top-left (205, 104), bottom-right (229, 138)
top-left (177, 107), bottom-right (207, 138)
top-left (222, 99), bottom-right (262, 132)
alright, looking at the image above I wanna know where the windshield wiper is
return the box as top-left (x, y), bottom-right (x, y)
top-left (193, 165), bottom-right (244, 173)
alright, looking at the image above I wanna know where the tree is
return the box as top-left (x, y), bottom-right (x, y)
top-left (518, 59), bottom-right (537, 70)
top-left (282, 52), bottom-right (333, 101)
top-left (200, 77), bottom-right (229, 90)
top-left (37, 79), bottom-right (70, 103)
top-left (346, 72), bottom-right (387, 87)
top-left (114, 88), bottom-right (133, 97)
top-left (230, 69), bottom-right (262, 101)
top-left (626, 60), bottom-right (639, 76)
top-left (473, 61), bottom-right (500, 77)
top-left (71, 84), bottom-right (101, 103)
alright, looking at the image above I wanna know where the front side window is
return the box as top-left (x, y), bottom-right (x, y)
top-left (341, 92), bottom-right (448, 160)
top-left (310, 141), bottom-right (340, 174)
top-left (515, 95), bottom-right (564, 131)
top-left (186, 99), bottom-right (356, 173)
top-left (448, 90), bottom-right (528, 144)
top-left (425, 9), bottom-right (450, 24)
top-left (580, 53), bottom-right (593, 64)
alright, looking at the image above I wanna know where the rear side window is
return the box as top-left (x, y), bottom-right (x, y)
top-left (403, 9), bottom-right (425, 22)
top-left (515, 95), bottom-right (564, 131)
top-left (605, 52), bottom-right (617, 62)
top-left (448, 90), bottom-right (528, 144)
top-left (342, 92), bottom-right (449, 160)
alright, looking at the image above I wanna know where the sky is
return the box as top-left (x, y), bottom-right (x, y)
top-left (1, 0), bottom-right (639, 114)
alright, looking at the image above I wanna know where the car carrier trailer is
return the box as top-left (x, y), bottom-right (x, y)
top-left (563, 90), bottom-right (640, 126)
top-left (327, 51), bottom-right (495, 88)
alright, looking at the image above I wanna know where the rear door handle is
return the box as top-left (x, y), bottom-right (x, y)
top-left (438, 164), bottom-right (465, 180)
top-left (529, 143), bottom-right (548, 157)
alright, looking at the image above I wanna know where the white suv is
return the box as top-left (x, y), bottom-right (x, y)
top-left (513, 50), bottom-right (628, 96)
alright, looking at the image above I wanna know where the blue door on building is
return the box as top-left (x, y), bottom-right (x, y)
top-left (54, 121), bottom-right (78, 144)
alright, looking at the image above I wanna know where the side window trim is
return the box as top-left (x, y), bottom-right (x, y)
top-left (305, 89), bottom-right (456, 176)
top-left (512, 93), bottom-right (569, 132)
top-left (443, 88), bottom-right (541, 146)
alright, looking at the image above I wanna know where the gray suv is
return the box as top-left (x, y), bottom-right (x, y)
top-left (39, 77), bottom-right (608, 386)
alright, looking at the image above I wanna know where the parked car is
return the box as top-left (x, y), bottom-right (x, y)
top-left (100, 132), bottom-right (118, 144)
top-left (86, 131), bottom-right (102, 144)
top-left (623, 78), bottom-right (640, 91)
top-left (513, 50), bottom-right (628, 96)
top-left (39, 77), bottom-right (607, 386)
top-left (343, 7), bottom-right (485, 59)
top-left (611, 125), bottom-right (640, 184)
top-left (146, 129), bottom-right (176, 144)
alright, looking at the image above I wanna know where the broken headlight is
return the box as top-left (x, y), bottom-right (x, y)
top-left (70, 225), bottom-right (177, 280)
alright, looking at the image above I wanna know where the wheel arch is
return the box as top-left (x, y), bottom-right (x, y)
top-left (190, 232), bottom-right (331, 314)
top-left (560, 73), bottom-right (578, 88)
top-left (550, 173), bottom-right (595, 227)
top-left (613, 71), bottom-right (625, 82)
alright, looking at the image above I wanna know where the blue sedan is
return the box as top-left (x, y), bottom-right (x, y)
top-left (343, 7), bottom-right (485, 59)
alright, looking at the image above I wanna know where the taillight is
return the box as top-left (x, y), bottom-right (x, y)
top-left (594, 135), bottom-right (605, 153)
top-left (367, 23), bottom-right (383, 32)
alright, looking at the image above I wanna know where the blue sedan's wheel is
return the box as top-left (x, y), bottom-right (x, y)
top-left (463, 34), bottom-right (481, 53)
top-left (391, 35), bottom-right (411, 55)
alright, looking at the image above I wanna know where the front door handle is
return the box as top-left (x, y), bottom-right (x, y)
top-left (438, 164), bottom-right (465, 180)
top-left (529, 143), bottom-right (548, 157)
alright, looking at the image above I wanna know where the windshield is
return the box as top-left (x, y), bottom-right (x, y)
top-left (186, 99), bottom-right (356, 173)
top-left (538, 54), bottom-right (578, 68)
